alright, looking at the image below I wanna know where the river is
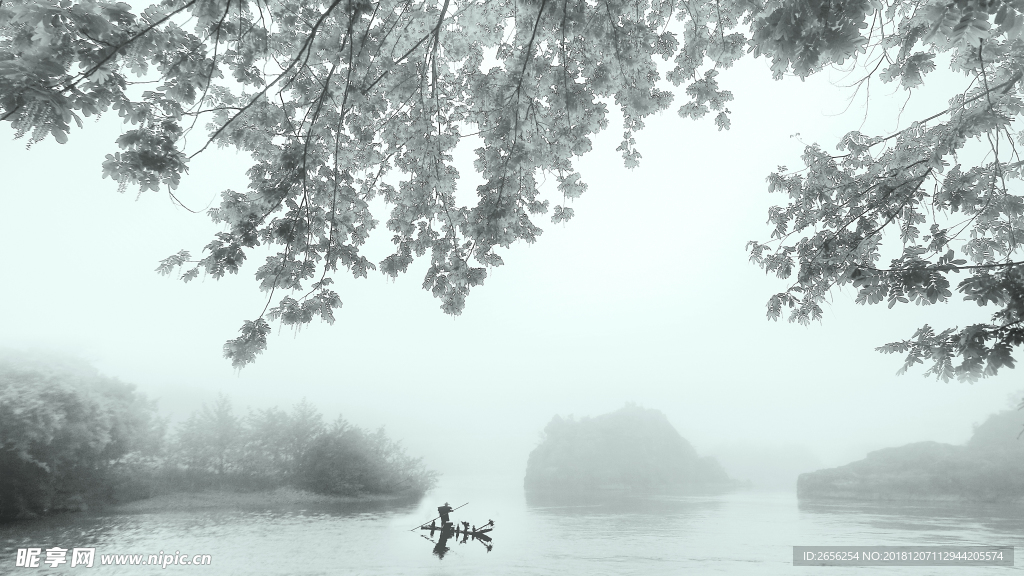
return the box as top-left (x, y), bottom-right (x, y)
top-left (2, 475), bottom-right (1021, 575)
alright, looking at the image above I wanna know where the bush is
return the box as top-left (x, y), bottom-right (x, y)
top-left (168, 399), bottom-right (437, 498)
top-left (0, 353), bottom-right (162, 520)
top-left (295, 420), bottom-right (437, 496)
top-left (0, 352), bottom-right (437, 519)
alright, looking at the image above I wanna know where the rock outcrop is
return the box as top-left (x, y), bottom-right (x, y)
top-left (798, 409), bottom-right (1024, 502)
top-left (524, 405), bottom-right (735, 493)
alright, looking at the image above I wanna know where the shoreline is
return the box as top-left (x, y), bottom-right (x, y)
top-left (797, 493), bottom-right (1024, 504)
top-left (111, 486), bottom-right (423, 514)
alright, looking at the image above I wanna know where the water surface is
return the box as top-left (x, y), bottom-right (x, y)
top-left (2, 475), bottom-right (1021, 575)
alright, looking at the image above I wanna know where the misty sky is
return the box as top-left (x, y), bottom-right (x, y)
top-left (2, 55), bottom-right (1020, 487)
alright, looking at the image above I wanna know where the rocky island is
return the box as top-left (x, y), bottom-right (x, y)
top-left (524, 405), bottom-right (737, 494)
top-left (798, 408), bottom-right (1024, 502)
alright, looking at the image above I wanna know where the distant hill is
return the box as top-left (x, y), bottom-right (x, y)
top-left (524, 405), bottom-right (737, 493)
top-left (798, 409), bottom-right (1024, 502)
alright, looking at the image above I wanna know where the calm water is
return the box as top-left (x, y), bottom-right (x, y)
top-left (2, 475), bottom-right (1021, 575)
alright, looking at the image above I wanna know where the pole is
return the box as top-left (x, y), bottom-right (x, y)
top-left (410, 501), bottom-right (470, 530)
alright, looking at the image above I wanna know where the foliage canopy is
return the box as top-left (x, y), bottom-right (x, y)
top-left (0, 350), bottom-right (436, 519)
top-left (0, 352), bottom-right (163, 519)
top-left (169, 395), bottom-right (438, 495)
top-left (2, 0), bottom-right (1023, 376)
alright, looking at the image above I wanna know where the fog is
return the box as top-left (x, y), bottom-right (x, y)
top-left (2, 55), bottom-right (1020, 492)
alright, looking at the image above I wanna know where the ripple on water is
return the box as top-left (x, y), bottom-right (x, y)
top-left (1, 483), bottom-right (1022, 575)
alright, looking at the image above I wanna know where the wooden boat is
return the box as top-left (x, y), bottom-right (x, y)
top-left (414, 505), bottom-right (495, 555)
top-left (419, 520), bottom-right (494, 541)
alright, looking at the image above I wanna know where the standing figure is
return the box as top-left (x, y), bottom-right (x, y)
top-left (437, 502), bottom-right (454, 527)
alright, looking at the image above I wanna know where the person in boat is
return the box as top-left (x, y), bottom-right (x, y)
top-left (437, 502), bottom-right (454, 526)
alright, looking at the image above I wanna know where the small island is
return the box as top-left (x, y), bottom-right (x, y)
top-left (0, 352), bottom-right (436, 521)
top-left (798, 408), bottom-right (1024, 502)
top-left (524, 405), bottom-right (738, 494)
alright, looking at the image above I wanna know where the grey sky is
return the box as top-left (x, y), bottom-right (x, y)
top-left (1, 55), bottom-right (1019, 486)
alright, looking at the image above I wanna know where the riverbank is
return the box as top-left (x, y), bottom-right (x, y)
top-left (798, 409), bottom-right (1024, 503)
top-left (112, 486), bottom-right (424, 514)
top-left (0, 356), bottom-right (438, 522)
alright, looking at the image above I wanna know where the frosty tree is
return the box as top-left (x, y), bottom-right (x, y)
top-left (2, 0), bottom-right (1022, 377)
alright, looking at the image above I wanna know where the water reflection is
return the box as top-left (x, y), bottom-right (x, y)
top-left (4, 484), bottom-right (1021, 575)
top-left (798, 498), bottom-right (1024, 539)
top-left (0, 495), bottom-right (420, 567)
top-left (525, 490), bottom-right (727, 517)
top-left (419, 523), bottom-right (494, 558)
top-left (0, 513), bottom-right (129, 559)
top-left (415, 514), bottom-right (496, 559)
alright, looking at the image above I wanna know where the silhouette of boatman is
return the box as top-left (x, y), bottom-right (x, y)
top-left (437, 502), bottom-right (454, 527)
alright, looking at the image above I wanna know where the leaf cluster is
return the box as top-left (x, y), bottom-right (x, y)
top-left (747, 1), bottom-right (1024, 381)
top-left (5, 0), bottom-right (1024, 376)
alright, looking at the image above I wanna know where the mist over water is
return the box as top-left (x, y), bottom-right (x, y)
top-left (3, 474), bottom-right (1022, 575)
top-left (4, 22), bottom-right (1024, 575)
